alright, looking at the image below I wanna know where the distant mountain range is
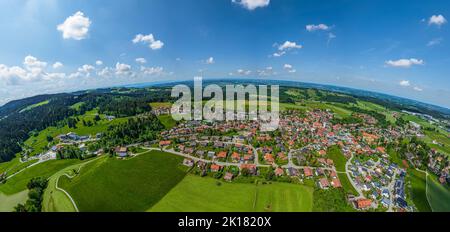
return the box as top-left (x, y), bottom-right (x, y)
top-left (125, 79), bottom-right (450, 119)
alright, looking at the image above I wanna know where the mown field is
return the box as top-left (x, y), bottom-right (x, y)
top-left (408, 169), bottom-right (432, 212)
top-left (157, 115), bottom-right (177, 129)
top-left (0, 159), bottom-right (81, 195)
top-left (150, 175), bottom-right (314, 212)
top-left (58, 150), bottom-right (188, 212)
top-left (427, 173), bottom-right (450, 212)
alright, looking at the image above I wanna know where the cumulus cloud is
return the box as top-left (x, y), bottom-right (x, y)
top-left (140, 66), bottom-right (164, 75)
top-left (115, 62), bottom-right (132, 75)
top-left (428, 14), bottom-right (447, 26)
top-left (283, 64), bottom-right (296, 73)
top-left (0, 56), bottom-right (65, 85)
top-left (385, 58), bottom-right (424, 68)
top-left (95, 60), bottom-right (103, 66)
top-left (306, 24), bottom-right (330, 32)
top-left (232, 0), bottom-right (270, 10)
top-left (132, 34), bottom-right (164, 50)
top-left (272, 41), bottom-right (302, 57)
top-left (52, 62), bottom-right (63, 69)
top-left (57, 11), bottom-right (91, 40)
top-left (135, 58), bottom-right (147, 64)
top-left (399, 80), bottom-right (410, 87)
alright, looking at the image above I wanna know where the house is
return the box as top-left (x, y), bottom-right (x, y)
top-left (275, 168), bottom-right (284, 176)
top-left (223, 172), bottom-right (234, 181)
top-left (217, 151), bottom-right (227, 159)
top-left (231, 152), bottom-right (240, 161)
top-left (304, 168), bottom-right (313, 177)
top-left (240, 164), bottom-right (257, 175)
top-left (381, 198), bottom-right (391, 208)
top-left (331, 179), bottom-right (342, 188)
top-left (159, 140), bottom-right (171, 147)
top-left (210, 164), bottom-right (223, 172)
top-left (115, 147), bottom-right (128, 157)
top-left (287, 167), bottom-right (299, 176)
top-left (356, 199), bottom-right (372, 209)
top-left (182, 159), bottom-right (194, 167)
top-left (264, 153), bottom-right (275, 164)
top-left (207, 151), bottom-right (216, 158)
top-left (319, 178), bottom-right (330, 189)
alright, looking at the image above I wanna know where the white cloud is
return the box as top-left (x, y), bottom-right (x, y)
top-left (427, 37), bottom-right (443, 47)
top-left (272, 41), bottom-right (302, 57)
top-left (385, 58), bottom-right (424, 68)
top-left (132, 34), bottom-right (164, 50)
top-left (306, 24), bottom-right (330, 32)
top-left (78, 64), bottom-right (95, 73)
top-left (140, 66), bottom-right (164, 75)
top-left (428, 14), bottom-right (447, 26)
top-left (257, 66), bottom-right (275, 76)
top-left (135, 58), bottom-right (147, 64)
top-left (95, 60), bottom-right (103, 66)
top-left (236, 69), bottom-right (252, 75)
top-left (115, 62), bottom-right (132, 75)
top-left (283, 64), bottom-right (296, 73)
top-left (205, 57), bottom-right (215, 64)
top-left (399, 80), bottom-right (410, 87)
top-left (232, 0), bottom-right (270, 10)
top-left (57, 11), bottom-right (91, 40)
top-left (413, 86), bottom-right (423, 91)
top-left (278, 41), bottom-right (302, 51)
top-left (52, 62), bottom-right (63, 69)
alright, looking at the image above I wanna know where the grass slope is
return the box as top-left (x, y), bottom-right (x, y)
top-left (0, 159), bottom-right (81, 195)
top-left (0, 190), bottom-right (28, 212)
top-left (427, 173), bottom-right (450, 212)
top-left (150, 175), bottom-right (313, 212)
top-left (158, 115), bottom-right (177, 129)
top-left (58, 151), bottom-right (187, 212)
top-left (408, 169), bottom-right (432, 212)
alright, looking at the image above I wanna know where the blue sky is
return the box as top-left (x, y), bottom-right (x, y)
top-left (0, 0), bottom-right (449, 108)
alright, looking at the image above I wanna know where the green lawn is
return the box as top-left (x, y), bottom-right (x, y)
top-left (427, 173), bottom-right (450, 212)
top-left (158, 115), bottom-right (177, 129)
top-left (58, 151), bottom-right (187, 212)
top-left (327, 146), bottom-right (346, 172)
top-left (0, 190), bottom-right (28, 212)
top-left (42, 157), bottom-right (102, 212)
top-left (337, 173), bottom-right (358, 196)
top-left (0, 159), bottom-right (81, 195)
top-left (150, 175), bottom-right (313, 212)
top-left (149, 102), bottom-right (172, 109)
top-left (408, 169), bottom-right (432, 212)
top-left (353, 101), bottom-right (396, 123)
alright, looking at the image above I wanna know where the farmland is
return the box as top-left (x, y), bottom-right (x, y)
top-left (150, 175), bottom-right (313, 212)
top-left (58, 150), bottom-right (188, 212)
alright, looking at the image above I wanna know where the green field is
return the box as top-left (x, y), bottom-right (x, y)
top-left (149, 102), bottom-right (172, 109)
top-left (408, 169), bottom-right (432, 212)
top-left (158, 115), bottom-right (177, 129)
top-left (427, 173), bottom-right (450, 212)
top-left (0, 190), bottom-right (28, 212)
top-left (150, 175), bottom-right (313, 212)
top-left (58, 151), bottom-right (187, 212)
top-left (19, 100), bottom-right (50, 113)
top-left (327, 146), bottom-right (346, 172)
top-left (24, 109), bottom-right (128, 156)
top-left (0, 159), bottom-right (81, 195)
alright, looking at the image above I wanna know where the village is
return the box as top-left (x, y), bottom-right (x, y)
top-left (15, 106), bottom-right (450, 212)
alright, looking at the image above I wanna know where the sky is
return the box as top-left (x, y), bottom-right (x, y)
top-left (0, 0), bottom-right (449, 108)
